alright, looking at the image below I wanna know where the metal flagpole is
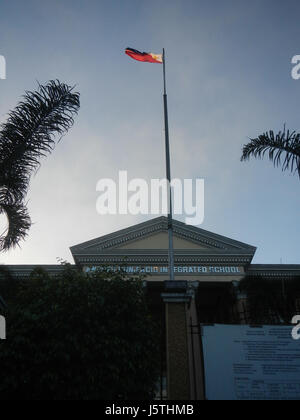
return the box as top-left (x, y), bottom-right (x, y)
top-left (162, 48), bottom-right (175, 282)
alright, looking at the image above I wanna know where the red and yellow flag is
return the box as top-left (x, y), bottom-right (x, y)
top-left (125, 48), bottom-right (163, 64)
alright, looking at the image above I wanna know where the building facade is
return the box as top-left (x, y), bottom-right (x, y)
top-left (2, 216), bottom-right (300, 399)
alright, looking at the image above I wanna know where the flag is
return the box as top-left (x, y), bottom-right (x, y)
top-left (125, 48), bottom-right (163, 64)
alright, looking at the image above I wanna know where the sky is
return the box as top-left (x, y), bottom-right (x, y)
top-left (0, 0), bottom-right (299, 265)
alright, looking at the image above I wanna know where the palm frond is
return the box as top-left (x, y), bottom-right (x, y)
top-left (0, 80), bottom-right (80, 252)
top-left (0, 201), bottom-right (31, 251)
top-left (241, 127), bottom-right (300, 177)
top-left (0, 80), bottom-right (80, 202)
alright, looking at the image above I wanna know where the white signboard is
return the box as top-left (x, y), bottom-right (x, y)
top-left (202, 324), bottom-right (300, 400)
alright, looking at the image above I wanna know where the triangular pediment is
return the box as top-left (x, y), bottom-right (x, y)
top-left (116, 231), bottom-right (209, 250)
top-left (70, 217), bottom-right (256, 259)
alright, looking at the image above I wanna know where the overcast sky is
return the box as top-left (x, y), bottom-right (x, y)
top-left (0, 0), bottom-right (299, 265)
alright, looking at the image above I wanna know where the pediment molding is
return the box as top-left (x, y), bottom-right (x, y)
top-left (74, 255), bottom-right (253, 265)
top-left (70, 217), bottom-right (256, 266)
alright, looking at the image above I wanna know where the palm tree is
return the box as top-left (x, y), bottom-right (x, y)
top-left (241, 127), bottom-right (300, 178)
top-left (0, 80), bottom-right (80, 252)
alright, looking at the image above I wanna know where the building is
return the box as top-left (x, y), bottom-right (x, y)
top-left (2, 216), bottom-right (300, 399)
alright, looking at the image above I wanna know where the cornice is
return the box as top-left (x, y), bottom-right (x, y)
top-left (0, 265), bottom-right (71, 279)
top-left (246, 264), bottom-right (300, 278)
top-left (75, 255), bottom-right (253, 265)
top-left (72, 249), bottom-right (254, 257)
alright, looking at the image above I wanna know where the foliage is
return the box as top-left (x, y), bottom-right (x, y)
top-left (0, 265), bottom-right (21, 308)
top-left (239, 275), bottom-right (300, 324)
top-left (0, 80), bottom-right (80, 251)
top-left (0, 266), bottom-right (160, 400)
top-left (241, 126), bottom-right (300, 178)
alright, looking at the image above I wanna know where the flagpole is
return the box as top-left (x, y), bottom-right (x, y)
top-left (162, 48), bottom-right (175, 282)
